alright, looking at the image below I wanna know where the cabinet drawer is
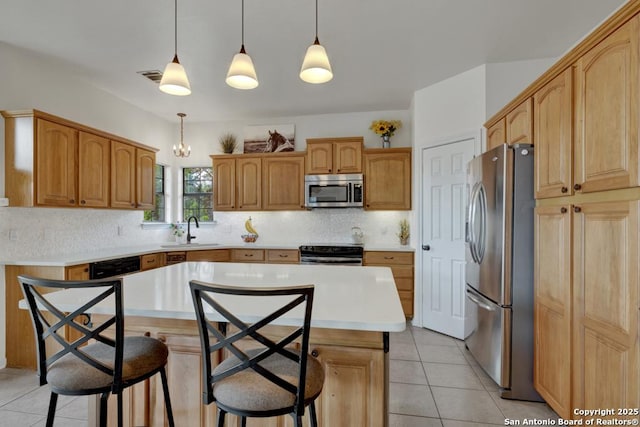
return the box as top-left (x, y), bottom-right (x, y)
top-left (395, 278), bottom-right (414, 292)
top-left (140, 253), bottom-right (162, 271)
top-left (186, 249), bottom-right (230, 262)
top-left (364, 251), bottom-right (413, 265)
top-left (266, 249), bottom-right (300, 264)
top-left (231, 249), bottom-right (265, 262)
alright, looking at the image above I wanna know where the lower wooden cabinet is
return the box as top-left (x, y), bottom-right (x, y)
top-left (231, 248), bottom-right (266, 263)
top-left (312, 344), bottom-right (385, 427)
top-left (266, 249), bottom-right (300, 264)
top-left (534, 199), bottom-right (640, 418)
top-left (363, 251), bottom-right (414, 318)
top-left (140, 253), bottom-right (164, 271)
top-left (186, 249), bottom-right (231, 262)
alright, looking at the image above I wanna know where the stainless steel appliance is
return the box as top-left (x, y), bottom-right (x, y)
top-left (89, 255), bottom-right (141, 279)
top-left (299, 244), bottom-right (364, 265)
top-left (464, 143), bottom-right (542, 402)
top-left (304, 174), bottom-right (364, 208)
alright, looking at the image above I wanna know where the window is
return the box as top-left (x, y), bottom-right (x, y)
top-left (183, 167), bottom-right (213, 221)
top-left (144, 164), bottom-right (165, 222)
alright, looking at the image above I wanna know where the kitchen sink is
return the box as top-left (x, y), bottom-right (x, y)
top-left (160, 242), bottom-right (220, 248)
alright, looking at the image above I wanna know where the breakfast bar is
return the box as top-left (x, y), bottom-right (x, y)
top-left (34, 261), bottom-right (406, 427)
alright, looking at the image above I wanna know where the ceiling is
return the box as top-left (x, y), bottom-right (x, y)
top-left (0, 0), bottom-right (627, 122)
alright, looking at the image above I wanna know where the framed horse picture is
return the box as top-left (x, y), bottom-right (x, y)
top-left (243, 124), bottom-right (295, 153)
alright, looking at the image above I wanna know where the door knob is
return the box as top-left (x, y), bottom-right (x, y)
top-left (422, 245), bottom-right (431, 251)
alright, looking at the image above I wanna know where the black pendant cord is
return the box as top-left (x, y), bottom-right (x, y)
top-left (315, 0), bottom-right (318, 40)
top-left (173, 0), bottom-right (178, 57)
top-left (241, 0), bottom-right (245, 49)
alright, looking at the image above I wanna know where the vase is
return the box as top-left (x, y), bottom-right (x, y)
top-left (382, 135), bottom-right (390, 148)
top-left (399, 236), bottom-right (409, 246)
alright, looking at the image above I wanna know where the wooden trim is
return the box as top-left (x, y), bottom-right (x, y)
top-left (1, 109), bottom-right (158, 152)
top-left (363, 147), bottom-right (412, 155)
top-left (305, 136), bottom-right (364, 144)
top-left (536, 187), bottom-right (640, 207)
top-left (210, 151), bottom-right (306, 160)
top-left (485, 0), bottom-right (640, 128)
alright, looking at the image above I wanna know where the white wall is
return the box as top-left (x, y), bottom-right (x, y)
top-left (485, 57), bottom-right (557, 119)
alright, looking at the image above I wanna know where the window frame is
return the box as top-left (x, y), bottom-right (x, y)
top-left (182, 166), bottom-right (214, 222)
top-left (143, 163), bottom-right (166, 223)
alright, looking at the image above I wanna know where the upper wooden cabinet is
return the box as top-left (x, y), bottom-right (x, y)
top-left (78, 132), bottom-right (110, 208)
top-left (262, 154), bottom-right (305, 210)
top-left (212, 153), bottom-right (304, 211)
top-left (486, 118), bottom-right (506, 151)
top-left (306, 137), bottom-right (363, 174)
top-left (2, 110), bottom-right (157, 209)
top-left (506, 98), bottom-right (533, 144)
top-left (574, 15), bottom-right (640, 194)
top-left (111, 141), bottom-right (136, 209)
top-left (35, 119), bottom-right (78, 207)
top-left (534, 68), bottom-right (573, 199)
top-left (212, 155), bottom-right (262, 211)
top-left (111, 141), bottom-right (156, 210)
top-left (363, 148), bottom-right (411, 210)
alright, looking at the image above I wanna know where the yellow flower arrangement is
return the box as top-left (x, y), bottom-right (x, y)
top-left (370, 120), bottom-right (402, 138)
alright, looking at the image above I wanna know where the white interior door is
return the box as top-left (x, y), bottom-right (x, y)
top-left (421, 137), bottom-right (475, 339)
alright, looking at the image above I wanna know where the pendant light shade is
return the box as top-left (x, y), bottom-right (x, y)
top-left (226, 0), bottom-right (258, 90)
top-left (300, 37), bottom-right (333, 84)
top-left (226, 46), bottom-right (259, 89)
top-left (300, 0), bottom-right (333, 84)
top-left (160, 0), bottom-right (191, 96)
top-left (173, 113), bottom-right (191, 158)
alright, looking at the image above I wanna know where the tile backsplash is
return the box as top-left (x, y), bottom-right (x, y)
top-left (0, 208), bottom-right (412, 261)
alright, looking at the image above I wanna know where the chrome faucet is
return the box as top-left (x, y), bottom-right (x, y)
top-left (186, 216), bottom-right (199, 244)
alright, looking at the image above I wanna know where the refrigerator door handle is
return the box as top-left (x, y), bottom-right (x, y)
top-left (468, 182), bottom-right (483, 263)
top-left (476, 184), bottom-right (487, 262)
top-left (466, 289), bottom-right (496, 312)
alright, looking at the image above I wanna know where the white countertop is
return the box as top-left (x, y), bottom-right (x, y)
top-left (21, 262), bottom-right (407, 333)
top-left (3, 243), bottom-right (414, 266)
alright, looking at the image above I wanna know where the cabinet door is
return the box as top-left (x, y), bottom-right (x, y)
top-left (306, 141), bottom-right (333, 174)
top-left (486, 118), bottom-right (506, 151)
top-left (333, 140), bottom-right (362, 174)
top-left (213, 158), bottom-right (236, 211)
top-left (186, 249), bottom-right (231, 262)
top-left (157, 334), bottom-right (220, 427)
top-left (78, 132), bottom-right (110, 208)
top-left (534, 205), bottom-right (572, 418)
top-left (534, 69), bottom-right (573, 199)
top-left (231, 249), bottom-right (265, 263)
top-left (266, 249), bottom-right (300, 264)
top-left (65, 264), bottom-right (90, 280)
top-left (136, 148), bottom-right (156, 210)
top-left (111, 141), bottom-right (137, 209)
top-left (574, 16), bottom-right (640, 193)
top-left (312, 345), bottom-right (385, 427)
top-left (506, 98), bottom-right (533, 144)
top-left (262, 155), bottom-right (305, 210)
top-left (572, 200), bottom-right (639, 414)
top-left (364, 149), bottom-right (411, 210)
top-left (237, 157), bottom-right (262, 210)
top-left (35, 119), bottom-right (77, 206)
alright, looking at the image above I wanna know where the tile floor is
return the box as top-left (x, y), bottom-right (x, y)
top-left (0, 324), bottom-right (558, 426)
top-left (389, 323), bottom-right (558, 426)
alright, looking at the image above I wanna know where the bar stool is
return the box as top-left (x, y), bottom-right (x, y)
top-left (189, 281), bottom-right (324, 427)
top-left (18, 275), bottom-right (175, 427)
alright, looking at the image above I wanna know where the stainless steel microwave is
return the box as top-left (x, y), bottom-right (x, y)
top-left (304, 174), bottom-right (364, 208)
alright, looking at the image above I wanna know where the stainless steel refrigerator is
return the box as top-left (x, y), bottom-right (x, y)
top-left (464, 143), bottom-right (542, 402)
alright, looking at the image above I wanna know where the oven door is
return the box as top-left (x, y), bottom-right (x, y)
top-left (300, 256), bottom-right (363, 266)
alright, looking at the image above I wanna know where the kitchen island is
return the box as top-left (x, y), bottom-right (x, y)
top-left (33, 261), bottom-right (406, 427)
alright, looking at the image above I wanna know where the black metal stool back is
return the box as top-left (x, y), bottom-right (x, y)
top-left (190, 281), bottom-right (322, 427)
top-left (19, 275), bottom-right (175, 427)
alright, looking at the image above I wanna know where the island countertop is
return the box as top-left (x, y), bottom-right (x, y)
top-left (31, 261), bottom-right (407, 333)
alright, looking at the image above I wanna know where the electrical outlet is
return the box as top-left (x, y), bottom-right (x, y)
top-left (9, 229), bottom-right (18, 241)
top-left (117, 225), bottom-right (124, 236)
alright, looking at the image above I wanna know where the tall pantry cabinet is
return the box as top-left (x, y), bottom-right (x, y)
top-left (529, 13), bottom-right (640, 420)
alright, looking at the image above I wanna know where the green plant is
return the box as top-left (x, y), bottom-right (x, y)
top-left (219, 133), bottom-right (237, 154)
top-left (398, 219), bottom-right (410, 240)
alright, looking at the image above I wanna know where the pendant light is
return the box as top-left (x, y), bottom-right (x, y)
top-left (173, 113), bottom-right (191, 158)
top-left (159, 0), bottom-right (191, 96)
top-left (226, 0), bottom-right (259, 89)
top-left (300, 0), bottom-right (333, 84)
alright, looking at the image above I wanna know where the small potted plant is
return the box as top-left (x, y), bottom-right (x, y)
top-left (370, 120), bottom-right (402, 148)
top-left (219, 133), bottom-right (237, 154)
top-left (170, 223), bottom-right (185, 242)
top-left (398, 219), bottom-right (410, 246)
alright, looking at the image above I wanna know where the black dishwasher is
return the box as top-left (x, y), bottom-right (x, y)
top-left (89, 256), bottom-right (141, 279)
